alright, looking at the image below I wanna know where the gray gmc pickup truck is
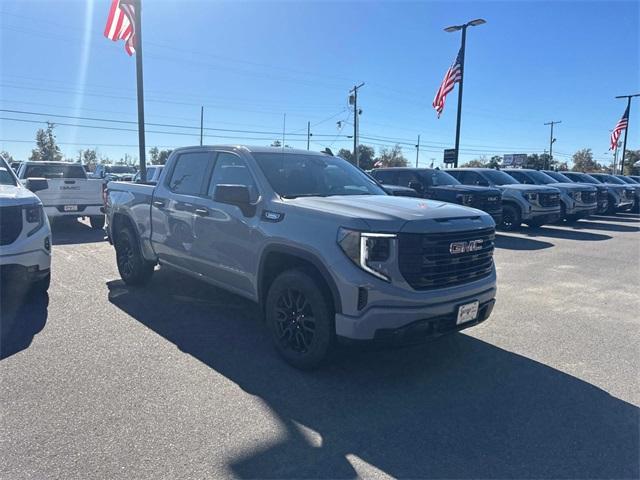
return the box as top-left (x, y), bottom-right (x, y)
top-left (106, 146), bottom-right (497, 369)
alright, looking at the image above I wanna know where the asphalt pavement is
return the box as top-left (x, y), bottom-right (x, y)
top-left (1, 214), bottom-right (639, 479)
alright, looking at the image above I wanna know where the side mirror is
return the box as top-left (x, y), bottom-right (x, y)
top-left (408, 181), bottom-right (424, 194)
top-left (214, 184), bottom-right (255, 216)
top-left (25, 177), bottom-right (48, 193)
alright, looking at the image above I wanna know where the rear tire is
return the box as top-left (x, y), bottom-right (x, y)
top-left (115, 226), bottom-right (155, 286)
top-left (265, 269), bottom-right (334, 370)
top-left (90, 215), bottom-right (105, 230)
top-left (500, 204), bottom-right (521, 231)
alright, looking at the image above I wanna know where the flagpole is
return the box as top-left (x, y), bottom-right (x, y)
top-left (615, 94), bottom-right (639, 175)
top-left (134, 0), bottom-right (147, 182)
top-left (453, 27), bottom-right (466, 169)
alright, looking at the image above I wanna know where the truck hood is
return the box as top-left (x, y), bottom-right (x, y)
top-left (0, 183), bottom-right (41, 206)
top-left (498, 184), bottom-right (559, 194)
top-left (430, 184), bottom-right (502, 195)
top-left (287, 195), bottom-right (493, 233)
top-left (543, 182), bottom-right (591, 193)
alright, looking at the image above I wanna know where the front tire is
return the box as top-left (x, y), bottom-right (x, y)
top-left (90, 215), bottom-right (105, 230)
top-left (31, 272), bottom-right (50, 293)
top-left (265, 269), bottom-right (334, 370)
top-left (115, 226), bottom-right (155, 286)
top-left (500, 204), bottom-right (521, 231)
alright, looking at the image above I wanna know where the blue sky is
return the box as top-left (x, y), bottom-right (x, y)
top-left (1, 0), bottom-right (638, 166)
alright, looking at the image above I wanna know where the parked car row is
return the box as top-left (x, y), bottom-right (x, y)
top-left (372, 167), bottom-right (639, 230)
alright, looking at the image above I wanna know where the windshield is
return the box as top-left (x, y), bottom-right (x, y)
top-left (482, 169), bottom-right (520, 185)
top-left (544, 171), bottom-right (572, 182)
top-left (526, 170), bottom-right (558, 184)
top-left (106, 165), bottom-right (136, 174)
top-left (0, 159), bottom-right (17, 186)
top-left (576, 174), bottom-right (600, 184)
top-left (616, 176), bottom-right (636, 184)
top-left (24, 163), bottom-right (86, 179)
top-left (252, 152), bottom-right (386, 198)
top-left (592, 174), bottom-right (625, 184)
top-left (422, 170), bottom-right (460, 186)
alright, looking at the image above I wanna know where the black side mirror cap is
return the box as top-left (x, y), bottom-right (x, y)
top-left (25, 177), bottom-right (48, 193)
top-left (214, 184), bottom-right (255, 216)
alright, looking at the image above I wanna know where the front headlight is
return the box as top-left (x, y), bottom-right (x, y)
top-left (522, 192), bottom-right (538, 202)
top-left (25, 204), bottom-right (44, 236)
top-left (456, 194), bottom-right (474, 205)
top-left (337, 228), bottom-right (395, 281)
top-left (572, 191), bottom-right (582, 201)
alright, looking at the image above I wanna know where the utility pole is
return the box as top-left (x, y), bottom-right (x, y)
top-left (282, 113), bottom-right (286, 149)
top-left (444, 19), bottom-right (486, 168)
top-left (132, 0), bottom-right (146, 182)
top-left (349, 82), bottom-right (365, 167)
top-left (307, 121), bottom-right (311, 150)
top-left (415, 134), bottom-right (420, 167)
top-left (615, 93), bottom-right (639, 174)
top-left (544, 120), bottom-right (561, 170)
top-left (200, 106), bottom-right (204, 146)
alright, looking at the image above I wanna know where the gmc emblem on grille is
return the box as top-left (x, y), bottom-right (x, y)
top-left (450, 239), bottom-right (484, 254)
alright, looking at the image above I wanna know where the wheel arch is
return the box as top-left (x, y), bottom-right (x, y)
top-left (258, 245), bottom-right (342, 314)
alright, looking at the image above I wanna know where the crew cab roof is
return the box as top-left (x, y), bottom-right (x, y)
top-left (172, 145), bottom-right (332, 157)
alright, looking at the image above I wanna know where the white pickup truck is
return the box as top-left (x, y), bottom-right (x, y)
top-left (0, 157), bottom-right (52, 292)
top-left (16, 161), bottom-right (105, 229)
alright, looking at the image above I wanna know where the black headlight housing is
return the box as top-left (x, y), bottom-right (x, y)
top-left (337, 228), bottom-right (396, 281)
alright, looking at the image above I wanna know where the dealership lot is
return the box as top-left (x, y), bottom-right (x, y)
top-left (1, 215), bottom-right (639, 479)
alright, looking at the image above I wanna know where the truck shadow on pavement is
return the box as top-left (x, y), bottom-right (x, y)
top-left (107, 271), bottom-right (639, 479)
top-left (51, 218), bottom-right (106, 246)
top-left (524, 226), bottom-right (611, 242)
top-left (590, 214), bottom-right (639, 223)
top-left (494, 234), bottom-right (554, 250)
top-left (571, 220), bottom-right (640, 233)
top-left (0, 290), bottom-right (49, 360)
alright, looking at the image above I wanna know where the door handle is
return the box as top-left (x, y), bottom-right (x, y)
top-left (153, 200), bottom-right (166, 208)
top-left (194, 208), bottom-right (209, 217)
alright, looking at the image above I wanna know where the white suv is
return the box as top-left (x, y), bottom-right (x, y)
top-left (0, 157), bottom-right (52, 292)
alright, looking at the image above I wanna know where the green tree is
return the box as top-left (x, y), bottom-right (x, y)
top-left (375, 145), bottom-right (408, 168)
top-left (0, 150), bottom-right (14, 163)
top-left (29, 122), bottom-right (62, 162)
top-left (81, 148), bottom-right (97, 170)
top-left (571, 148), bottom-right (602, 172)
top-left (338, 145), bottom-right (376, 170)
top-left (149, 146), bottom-right (172, 165)
top-left (460, 159), bottom-right (486, 168)
top-left (622, 149), bottom-right (639, 175)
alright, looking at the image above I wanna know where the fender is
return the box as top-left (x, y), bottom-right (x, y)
top-left (258, 244), bottom-right (342, 314)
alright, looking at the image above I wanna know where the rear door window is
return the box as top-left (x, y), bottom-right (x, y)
top-left (373, 170), bottom-right (396, 184)
top-left (167, 151), bottom-right (215, 196)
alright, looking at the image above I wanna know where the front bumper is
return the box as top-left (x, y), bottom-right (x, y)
top-left (335, 283), bottom-right (497, 340)
top-left (521, 205), bottom-right (561, 222)
top-left (0, 264), bottom-right (50, 286)
top-left (567, 203), bottom-right (598, 217)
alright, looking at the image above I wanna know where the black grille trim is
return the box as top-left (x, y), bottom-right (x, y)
top-left (539, 193), bottom-right (560, 207)
top-left (398, 227), bottom-right (495, 290)
top-left (0, 206), bottom-right (23, 246)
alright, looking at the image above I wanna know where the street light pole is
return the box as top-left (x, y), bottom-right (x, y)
top-left (544, 120), bottom-right (561, 170)
top-left (615, 93), bottom-right (639, 174)
top-left (444, 18), bottom-right (486, 168)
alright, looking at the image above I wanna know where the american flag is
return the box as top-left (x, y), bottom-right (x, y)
top-left (610, 106), bottom-right (628, 151)
top-left (104, 0), bottom-right (137, 56)
top-left (433, 48), bottom-right (463, 118)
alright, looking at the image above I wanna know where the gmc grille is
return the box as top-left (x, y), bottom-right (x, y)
top-left (581, 191), bottom-right (597, 203)
top-left (398, 227), bottom-right (495, 290)
top-left (0, 206), bottom-right (23, 246)
top-left (539, 193), bottom-right (560, 208)
top-left (470, 194), bottom-right (501, 211)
